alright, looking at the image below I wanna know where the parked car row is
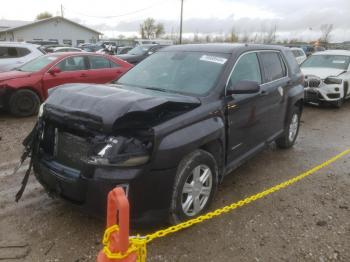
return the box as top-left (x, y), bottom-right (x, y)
top-left (116, 44), bottom-right (168, 64)
top-left (0, 52), bottom-right (132, 116)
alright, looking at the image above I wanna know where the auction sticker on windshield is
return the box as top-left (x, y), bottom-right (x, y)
top-left (333, 60), bottom-right (346, 64)
top-left (200, 55), bottom-right (227, 64)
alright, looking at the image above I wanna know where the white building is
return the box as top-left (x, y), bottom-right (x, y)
top-left (0, 16), bottom-right (102, 46)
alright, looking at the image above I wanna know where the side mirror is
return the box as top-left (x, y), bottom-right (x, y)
top-left (147, 51), bottom-right (154, 55)
top-left (227, 80), bottom-right (260, 95)
top-left (48, 67), bottom-right (61, 75)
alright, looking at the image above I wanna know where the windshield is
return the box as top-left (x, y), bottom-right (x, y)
top-left (19, 55), bottom-right (60, 72)
top-left (301, 55), bottom-right (350, 70)
top-left (116, 51), bottom-right (229, 96)
top-left (127, 46), bottom-right (151, 55)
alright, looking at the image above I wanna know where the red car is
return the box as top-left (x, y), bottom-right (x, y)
top-left (0, 52), bottom-right (132, 116)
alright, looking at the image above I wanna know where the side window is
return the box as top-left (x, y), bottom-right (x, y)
top-left (56, 56), bottom-right (87, 71)
top-left (228, 52), bottom-right (262, 87)
top-left (284, 50), bottom-right (301, 75)
top-left (259, 52), bottom-right (286, 82)
top-left (0, 47), bottom-right (19, 58)
top-left (0, 47), bottom-right (8, 58)
top-left (89, 56), bottom-right (111, 69)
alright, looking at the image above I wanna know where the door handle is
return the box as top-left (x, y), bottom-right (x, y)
top-left (80, 73), bottom-right (88, 77)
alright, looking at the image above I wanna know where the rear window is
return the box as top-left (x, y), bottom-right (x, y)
top-left (259, 52), bottom-right (286, 82)
top-left (89, 56), bottom-right (111, 69)
top-left (283, 50), bottom-right (301, 75)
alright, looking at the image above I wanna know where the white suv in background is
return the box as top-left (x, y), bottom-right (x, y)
top-left (0, 42), bottom-right (45, 72)
top-left (301, 50), bottom-right (350, 108)
top-left (291, 47), bottom-right (307, 65)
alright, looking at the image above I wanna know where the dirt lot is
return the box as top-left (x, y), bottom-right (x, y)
top-left (0, 103), bottom-right (349, 262)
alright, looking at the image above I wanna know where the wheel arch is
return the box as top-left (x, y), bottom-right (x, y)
top-left (200, 139), bottom-right (225, 182)
top-left (9, 86), bottom-right (43, 102)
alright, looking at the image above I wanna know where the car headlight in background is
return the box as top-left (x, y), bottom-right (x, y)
top-left (324, 77), bottom-right (343, 85)
top-left (86, 136), bottom-right (150, 167)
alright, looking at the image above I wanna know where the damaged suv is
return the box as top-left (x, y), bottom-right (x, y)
top-left (20, 44), bottom-right (304, 223)
top-left (301, 50), bottom-right (350, 107)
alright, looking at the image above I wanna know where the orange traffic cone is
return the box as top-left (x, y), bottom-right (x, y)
top-left (97, 187), bottom-right (137, 262)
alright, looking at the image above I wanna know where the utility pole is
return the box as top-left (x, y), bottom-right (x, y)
top-left (61, 4), bottom-right (64, 17)
top-left (179, 0), bottom-right (184, 44)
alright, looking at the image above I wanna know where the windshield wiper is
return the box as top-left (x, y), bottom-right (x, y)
top-left (144, 87), bottom-right (169, 93)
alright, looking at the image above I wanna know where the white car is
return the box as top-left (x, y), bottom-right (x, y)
top-left (291, 47), bottom-right (307, 65)
top-left (51, 47), bottom-right (83, 53)
top-left (300, 50), bottom-right (350, 108)
top-left (0, 42), bottom-right (45, 72)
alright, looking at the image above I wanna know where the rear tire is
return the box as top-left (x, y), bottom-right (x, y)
top-left (9, 89), bottom-right (40, 117)
top-left (276, 107), bottom-right (301, 149)
top-left (169, 150), bottom-right (218, 224)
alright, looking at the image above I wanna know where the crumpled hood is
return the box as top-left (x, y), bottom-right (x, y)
top-left (301, 67), bottom-right (345, 79)
top-left (45, 83), bottom-right (201, 133)
top-left (0, 70), bottom-right (33, 82)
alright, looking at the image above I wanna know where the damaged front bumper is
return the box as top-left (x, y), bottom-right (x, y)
top-left (304, 76), bottom-right (343, 104)
top-left (33, 154), bottom-right (177, 222)
top-left (304, 87), bottom-right (342, 103)
top-left (29, 117), bottom-right (177, 223)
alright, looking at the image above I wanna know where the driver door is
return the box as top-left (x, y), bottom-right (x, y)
top-left (42, 55), bottom-right (90, 94)
top-left (226, 52), bottom-right (265, 164)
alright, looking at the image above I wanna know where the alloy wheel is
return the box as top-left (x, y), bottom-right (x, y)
top-left (181, 164), bottom-right (213, 216)
top-left (289, 113), bottom-right (299, 142)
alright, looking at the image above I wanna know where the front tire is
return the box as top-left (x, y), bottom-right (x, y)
top-left (169, 150), bottom-right (218, 224)
top-left (9, 89), bottom-right (40, 117)
top-left (276, 107), bottom-right (301, 149)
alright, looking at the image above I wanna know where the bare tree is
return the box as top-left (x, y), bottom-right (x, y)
top-left (205, 35), bottom-right (211, 43)
top-left (36, 12), bottom-right (53, 20)
top-left (227, 27), bottom-right (239, 43)
top-left (320, 24), bottom-right (333, 44)
top-left (155, 23), bottom-right (165, 38)
top-left (263, 24), bottom-right (277, 44)
top-left (139, 18), bottom-right (165, 39)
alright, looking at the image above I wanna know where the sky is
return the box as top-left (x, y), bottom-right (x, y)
top-left (1, 0), bottom-right (350, 42)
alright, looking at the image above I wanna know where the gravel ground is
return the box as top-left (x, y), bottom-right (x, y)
top-left (0, 103), bottom-right (349, 262)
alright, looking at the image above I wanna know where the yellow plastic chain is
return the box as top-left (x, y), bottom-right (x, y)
top-left (102, 148), bottom-right (350, 261)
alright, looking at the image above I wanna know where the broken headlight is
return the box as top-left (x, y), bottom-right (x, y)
top-left (86, 136), bottom-right (150, 167)
top-left (324, 77), bottom-right (342, 85)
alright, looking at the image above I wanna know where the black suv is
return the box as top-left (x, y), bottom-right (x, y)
top-left (116, 44), bottom-right (167, 64)
top-left (23, 44), bottom-right (304, 223)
